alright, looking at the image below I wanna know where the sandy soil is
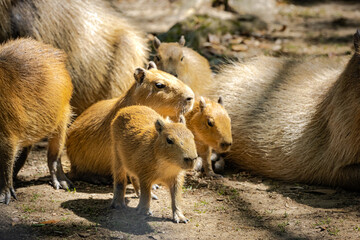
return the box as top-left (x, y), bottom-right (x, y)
top-left (1, 1), bottom-right (360, 239)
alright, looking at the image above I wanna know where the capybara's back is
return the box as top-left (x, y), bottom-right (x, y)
top-left (0, 0), bottom-right (148, 115)
top-left (213, 50), bottom-right (360, 190)
top-left (0, 38), bottom-right (73, 203)
top-left (0, 38), bottom-right (72, 139)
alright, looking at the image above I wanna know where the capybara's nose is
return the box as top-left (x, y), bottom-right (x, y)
top-left (220, 141), bottom-right (232, 151)
top-left (184, 156), bottom-right (197, 162)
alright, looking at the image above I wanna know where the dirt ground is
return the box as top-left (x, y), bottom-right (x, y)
top-left (1, 1), bottom-right (360, 239)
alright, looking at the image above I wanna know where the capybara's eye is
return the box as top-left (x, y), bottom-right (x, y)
top-left (166, 137), bottom-right (174, 144)
top-left (180, 56), bottom-right (184, 61)
top-left (156, 56), bottom-right (161, 61)
top-left (207, 119), bottom-right (214, 127)
top-left (155, 82), bottom-right (166, 89)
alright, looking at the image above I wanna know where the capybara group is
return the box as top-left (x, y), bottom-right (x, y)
top-left (66, 63), bottom-right (195, 183)
top-left (0, 38), bottom-right (73, 204)
top-left (111, 105), bottom-right (198, 223)
top-left (211, 31), bottom-right (360, 191)
top-left (0, 0), bottom-right (148, 115)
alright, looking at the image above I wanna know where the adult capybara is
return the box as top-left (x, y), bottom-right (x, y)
top-left (0, 38), bottom-right (73, 204)
top-left (0, 0), bottom-right (147, 115)
top-left (153, 36), bottom-right (213, 96)
top-left (111, 105), bottom-right (198, 223)
top-left (211, 30), bottom-right (360, 191)
top-left (66, 62), bottom-right (195, 184)
top-left (185, 97), bottom-right (232, 178)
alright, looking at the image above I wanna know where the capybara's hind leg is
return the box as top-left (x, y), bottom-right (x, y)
top-left (47, 119), bottom-right (73, 190)
top-left (0, 140), bottom-right (17, 204)
top-left (111, 169), bottom-right (127, 209)
top-left (13, 145), bottom-right (32, 179)
top-left (131, 176), bottom-right (159, 200)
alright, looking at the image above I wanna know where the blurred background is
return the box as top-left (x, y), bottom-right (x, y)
top-left (110, 0), bottom-right (360, 66)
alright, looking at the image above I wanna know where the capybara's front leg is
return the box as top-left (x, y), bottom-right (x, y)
top-left (170, 174), bottom-right (188, 223)
top-left (13, 145), bottom-right (32, 179)
top-left (47, 120), bottom-right (73, 190)
top-left (0, 140), bottom-right (17, 204)
top-left (136, 180), bottom-right (152, 216)
top-left (198, 144), bottom-right (222, 179)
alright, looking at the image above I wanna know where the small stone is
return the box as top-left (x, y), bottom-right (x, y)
top-left (78, 232), bottom-right (91, 238)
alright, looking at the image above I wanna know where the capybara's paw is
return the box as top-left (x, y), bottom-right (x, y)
top-left (137, 206), bottom-right (152, 216)
top-left (173, 210), bottom-right (189, 224)
top-left (52, 172), bottom-right (74, 190)
top-left (152, 184), bottom-right (160, 190)
top-left (0, 186), bottom-right (17, 204)
top-left (206, 171), bottom-right (223, 179)
top-left (151, 192), bottom-right (159, 200)
top-left (110, 200), bottom-right (126, 210)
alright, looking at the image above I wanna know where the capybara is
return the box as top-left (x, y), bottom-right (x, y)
top-left (111, 105), bottom-right (198, 223)
top-left (0, 0), bottom-right (147, 115)
top-left (185, 97), bottom-right (232, 178)
top-left (0, 38), bottom-right (73, 204)
top-left (210, 30), bottom-right (360, 191)
top-left (153, 36), bottom-right (213, 96)
top-left (66, 62), bottom-right (195, 183)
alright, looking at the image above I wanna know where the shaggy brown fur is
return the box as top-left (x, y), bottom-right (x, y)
top-left (0, 38), bottom-right (73, 204)
top-left (153, 36), bottom-right (213, 96)
top-left (66, 63), bottom-right (194, 183)
top-left (185, 97), bottom-right (232, 178)
top-left (111, 105), bottom-right (197, 223)
top-left (211, 31), bottom-right (360, 191)
top-left (0, 0), bottom-right (148, 115)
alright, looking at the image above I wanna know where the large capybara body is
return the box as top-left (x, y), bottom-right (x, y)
top-left (111, 105), bottom-right (198, 223)
top-left (185, 97), bottom-right (232, 178)
top-left (211, 31), bottom-right (360, 191)
top-left (0, 38), bottom-right (73, 204)
top-left (66, 63), bottom-right (195, 183)
top-left (153, 36), bottom-right (213, 96)
top-left (0, 0), bottom-right (147, 115)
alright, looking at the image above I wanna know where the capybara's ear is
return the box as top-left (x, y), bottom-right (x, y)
top-left (199, 97), bottom-right (206, 111)
top-left (154, 36), bottom-right (161, 49)
top-left (179, 115), bottom-right (186, 125)
top-left (179, 35), bottom-right (185, 46)
top-left (155, 119), bottom-right (165, 133)
top-left (354, 29), bottom-right (360, 54)
top-left (148, 61), bottom-right (157, 70)
top-left (218, 96), bottom-right (223, 106)
top-left (134, 67), bottom-right (146, 84)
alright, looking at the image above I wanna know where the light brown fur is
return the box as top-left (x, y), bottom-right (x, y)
top-left (66, 64), bottom-right (195, 182)
top-left (0, 38), bottom-right (73, 204)
top-left (210, 31), bottom-right (360, 191)
top-left (185, 97), bottom-right (232, 177)
top-left (110, 105), bottom-right (197, 223)
top-left (153, 36), bottom-right (213, 96)
top-left (0, 0), bottom-right (148, 115)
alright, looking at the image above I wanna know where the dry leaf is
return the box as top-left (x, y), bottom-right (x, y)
top-left (231, 44), bottom-right (248, 52)
top-left (40, 219), bottom-right (59, 225)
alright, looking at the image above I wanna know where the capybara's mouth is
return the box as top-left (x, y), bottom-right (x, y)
top-left (183, 157), bottom-right (197, 169)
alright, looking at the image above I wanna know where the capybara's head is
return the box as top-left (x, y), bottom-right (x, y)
top-left (153, 36), bottom-right (187, 79)
top-left (154, 116), bottom-right (198, 170)
top-left (133, 62), bottom-right (194, 117)
top-left (190, 97), bottom-right (232, 153)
